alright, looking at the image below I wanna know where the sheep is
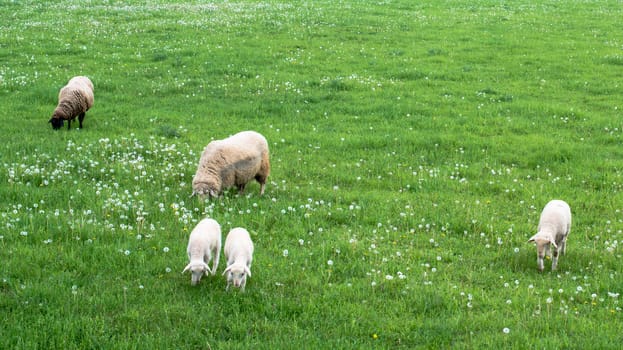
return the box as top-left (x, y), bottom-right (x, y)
top-left (182, 218), bottom-right (221, 286)
top-left (49, 76), bottom-right (94, 130)
top-left (222, 227), bottom-right (254, 291)
top-left (192, 130), bottom-right (270, 199)
top-left (528, 200), bottom-right (572, 272)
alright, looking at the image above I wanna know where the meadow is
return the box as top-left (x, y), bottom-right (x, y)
top-left (1, 0), bottom-right (623, 348)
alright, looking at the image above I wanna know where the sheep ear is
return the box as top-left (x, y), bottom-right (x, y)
top-left (550, 238), bottom-right (558, 249)
top-left (527, 234), bottom-right (539, 243)
top-left (244, 266), bottom-right (251, 278)
top-left (222, 266), bottom-right (231, 276)
top-left (182, 263), bottom-right (191, 274)
top-left (203, 263), bottom-right (211, 276)
top-left (209, 189), bottom-right (219, 198)
top-left (189, 191), bottom-right (196, 198)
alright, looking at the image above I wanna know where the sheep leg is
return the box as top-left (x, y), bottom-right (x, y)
top-left (78, 112), bottom-right (85, 128)
top-left (537, 255), bottom-right (544, 272)
top-left (560, 238), bottom-right (567, 255)
top-left (237, 184), bottom-right (246, 194)
top-left (256, 174), bottom-right (267, 195)
top-left (211, 248), bottom-right (220, 276)
top-left (552, 248), bottom-right (559, 271)
top-left (67, 119), bottom-right (72, 130)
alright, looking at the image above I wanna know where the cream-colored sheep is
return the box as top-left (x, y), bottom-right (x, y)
top-left (49, 76), bottom-right (94, 130)
top-left (222, 227), bottom-right (254, 291)
top-left (528, 200), bottom-right (572, 271)
top-left (192, 131), bottom-right (270, 198)
top-left (182, 218), bottom-right (221, 285)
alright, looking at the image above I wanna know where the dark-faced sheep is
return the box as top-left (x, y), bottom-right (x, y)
top-left (49, 76), bottom-right (94, 130)
top-left (192, 130), bottom-right (270, 198)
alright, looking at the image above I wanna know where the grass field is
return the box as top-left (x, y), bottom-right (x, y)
top-left (2, 0), bottom-right (623, 348)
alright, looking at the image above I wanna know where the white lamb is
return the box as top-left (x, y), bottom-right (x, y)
top-left (182, 218), bottom-right (221, 285)
top-left (528, 200), bottom-right (572, 271)
top-left (222, 227), bottom-right (254, 291)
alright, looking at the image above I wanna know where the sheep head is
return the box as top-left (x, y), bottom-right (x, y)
top-left (182, 262), bottom-right (211, 286)
top-left (223, 264), bottom-right (251, 291)
top-left (528, 233), bottom-right (557, 271)
top-left (49, 115), bottom-right (65, 130)
top-left (192, 181), bottom-right (220, 199)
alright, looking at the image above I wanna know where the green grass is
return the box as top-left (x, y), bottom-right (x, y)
top-left (2, 0), bottom-right (623, 348)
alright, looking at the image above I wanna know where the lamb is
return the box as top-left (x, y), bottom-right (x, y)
top-left (49, 76), bottom-right (94, 130)
top-left (528, 200), bottom-right (572, 272)
top-left (222, 227), bottom-right (254, 291)
top-left (182, 218), bottom-right (221, 286)
top-left (192, 130), bottom-right (270, 199)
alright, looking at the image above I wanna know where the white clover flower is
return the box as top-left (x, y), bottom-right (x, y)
top-left (385, 275), bottom-right (394, 280)
top-left (124, 250), bottom-right (131, 256)
top-left (503, 328), bottom-right (510, 334)
top-left (327, 260), bottom-right (334, 266)
top-left (165, 267), bottom-right (171, 273)
top-left (283, 249), bottom-right (289, 257)
top-left (163, 247), bottom-right (169, 253)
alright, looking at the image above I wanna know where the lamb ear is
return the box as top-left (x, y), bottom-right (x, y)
top-left (244, 266), bottom-right (251, 278)
top-left (222, 265), bottom-right (232, 276)
top-left (182, 263), bottom-right (191, 274)
top-left (527, 234), bottom-right (539, 243)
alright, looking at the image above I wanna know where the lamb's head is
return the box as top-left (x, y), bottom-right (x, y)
top-left (192, 179), bottom-right (221, 199)
top-left (182, 262), bottom-right (211, 286)
top-left (49, 111), bottom-right (65, 130)
top-left (223, 263), bottom-right (251, 290)
top-left (528, 233), bottom-right (557, 272)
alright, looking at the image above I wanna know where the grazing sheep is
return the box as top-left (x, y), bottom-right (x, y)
top-left (528, 200), bottom-right (572, 271)
top-left (192, 131), bottom-right (270, 199)
top-left (49, 76), bottom-right (94, 130)
top-left (222, 227), bottom-right (254, 291)
top-left (182, 218), bottom-right (221, 286)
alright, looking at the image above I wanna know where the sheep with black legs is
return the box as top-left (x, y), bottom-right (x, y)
top-left (192, 131), bottom-right (270, 199)
top-left (49, 76), bottom-right (94, 130)
top-left (182, 218), bottom-right (221, 286)
top-left (528, 200), bottom-right (572, 272)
